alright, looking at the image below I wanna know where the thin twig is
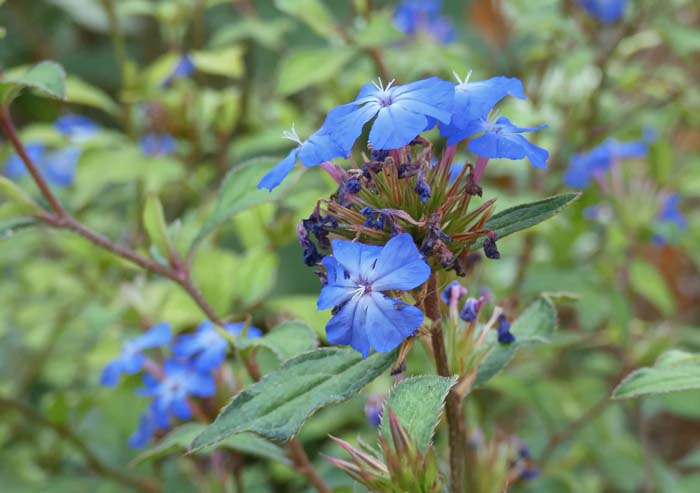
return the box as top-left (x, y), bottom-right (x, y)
top-left (0, 397), bottom-right (160, 493)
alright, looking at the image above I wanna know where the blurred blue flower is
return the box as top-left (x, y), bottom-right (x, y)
top-left (496, 314), bottom-right (515, 344)
top-left (162, 54), bottom-right (196, 87)
top-left (460, 297), bottom-right (482, 322)
top-left (141, 133), bottom-right (177, 156)
top-left (257, 123), bottom-right (349, 191)
top-left (365, 395), bottom-right (385, 428)
top-left (657, 193), bottom-right (686, 230)
top-left (138, 359), bottom-right (216, 429)
top-left (100, 322), bottom-right (172, 387)
top-left (564, 137), bottom-right (647, 188)
top-left (440, 280), bottom-right (467, 304)
top-left (439, 73), bottom-right (526, 142)
top-left (394, 0), bottom-right (455, 44)
top-left (4, 143), bottom-right (81, 187)
top-left (326, 77), bottom-right (455, 152)
top-left (55, 114), bottom-right (99, 141)
top-left (459, 116), bottom-right (549, 169)
top-left (128, 409), bottom-right (160, 448)
top-left (173, 320), bottom-right (262, 371)
top-left (317, 233), bottom-right (430, 358)
top-left (579, 0), bottom-right (627, 24)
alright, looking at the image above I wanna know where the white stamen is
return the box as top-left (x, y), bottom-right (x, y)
top-left (453, 69), bottom-right (473, 87)
top-left (370, 77), bottom-right (396, 93)
top-left (282, 123), bottom-right (303, 145)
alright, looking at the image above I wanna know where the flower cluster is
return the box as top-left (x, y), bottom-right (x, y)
top-left (100, 320), bottom-right (260, 447)
top-left (261, 73), bottom-right (547, 359)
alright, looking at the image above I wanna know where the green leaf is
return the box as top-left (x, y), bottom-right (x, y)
top-left (629, 259), bottom-right (676, 317)
top-left (1, 61), bottom-right (66, 105)
top-left (191, 348), bottom-right (395, 450)
top-left (613, 350), bottom-right (700, 399)
top-left (132, 423), bottom-right (290, 466)
top-left (0, 176), bottom-right (41, 213)
top-left (143, 194), bottom-right (174, 260)
top-left (278, 48), bottom-right (356, 96)
top-left (192, 47), bottom-right (245, 79)
top-left (274, 0), bottom-right (339, 41)
top-left (65, 75), bottom-right (119, 115)
top-left (473, 193), bottom-right (581, 249)
top-left (380, 375), bottom-right (456, 451)
top-left (352, 12), bottom-right (404, 48)
top-left (190, 157), bottom-right (295, 251)
top-left (472, 296), bottom-right (557, 389)
top-left (209, 18), bottom-right (294, 50)
top-left (0, 216), bottom-right (38, 240)
top-left (238, 320), bottom-right (318, 362)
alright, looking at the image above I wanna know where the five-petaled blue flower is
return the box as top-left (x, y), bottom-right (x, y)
top-left (564, 137), bottom-right (647, 188)
top-left (325, 77), bottom-right (455, 152)
top-left (439, 72), bottom-right (526, 143)
top-left (4, 143), bottom-right (81, 188)
top-left (579, 0), bottom-right (627, 24)
top-left (163, 54), bottom-right (196, 87)
top-left (138, 359), bottom-right (216, 429)
top-left (55, 114), bottom-right (99, 141)
top-left (257, 122), bottom-right (349, 191)
top-left (100, 322), bottom-right (172, 387)
top-left (456, 116), bottom-right (549, 169)
top-left (317, 233), bottom-right (430, 358)
top-left (173, 320), bottom-right (262, 371)
top-left (141, 133), bottom-right (177, 156)
top-left (393, 0), bottom-right (455, 44)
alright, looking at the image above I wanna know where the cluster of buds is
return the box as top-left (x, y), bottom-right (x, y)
top-left (298, 138), bottom-right (500, 274)
top-left (467, 430), bottom-right (539, 492)
top-left (325, 409), bottom-right (444, 493)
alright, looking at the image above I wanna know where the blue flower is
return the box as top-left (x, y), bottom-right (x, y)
top-left (364, 395), bottom-right (385, 428)
top-left (460, 297), bottom-right (481, 322)
top-left (163, 54), bottom-right (196, 87)
top-left (325, 77), bottom-right (455, 152)
top-left (579, 0), bottom-right (627, 24)
top-left (564, 137), bottom-right (647, 188)
top-left (317, 233), bottom-right (430, 358)
top-left (128, 409), bottom-right (160, 448)
top-left (141, 133), bottom-right (177, 156)
top-left (439, 73), bottom-right (526, 141)
top-left (457, 116), bottom-right (549, 169)
top-left (440, 280), bottom-right (466, 304)
top-left (100, 322), bottom-right (172, 387)
top-left (393, 0), bottom-right (455, 44)
top-left (138, 359), bottom-right (216, 429)
top-left (4, 143), bottom-right (80, 187)
top-left (55, 114), bottom-right (99, 141)
top-left (173, 320), bottom-right (262, 371)
top-left (657, 194), bottom-right (686, 230)
top-left (257, 123), bottom-right (349, 191)
top-left (496, 314), bottom-right (515, 344)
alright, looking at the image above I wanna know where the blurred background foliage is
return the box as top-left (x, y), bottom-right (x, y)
top-left (0, 0), bottom-right (699, 492)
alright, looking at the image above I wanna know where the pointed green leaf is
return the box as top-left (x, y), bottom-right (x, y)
top-left (278, 48), bottom-right (356, 96)
top-left (613, 350), bottom-right (700, 399)
top-left (473, 193), bottom-right (580, 248)
top-left (238, 320), bottom-right (318, 362)
top-left (65, 75), bottom-right (119, 115)
top-left (132, 423), bottom-right (290, 466)
top-left (1, 61), bottom-right (67, 105)
top-left (274, 0), bottom-right (338, 41)
top-left (0, 216), bottom-right (38, 240)
top-left (143, 194), bottom-right (175, 260)
top-left (629, 258), bottom-right (676, 317)
top-left (191, 348), bottom-right (395, 450)
top-left (380, 375), bottom-right (457, 451)
top-left (0, 176), bottom-right (41, 212)
top-left (472, 296), bottom-right (557, 389)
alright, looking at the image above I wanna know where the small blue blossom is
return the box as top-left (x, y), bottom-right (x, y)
top-left (162, 54), bottom-right (196, 87)
top-left (564, 137), bottom-right (647, 188)
top-left (440, 280), bottom-right (467, 304)
top-left (173, 320), bottom-right (262, 371)
top-left (579, 0), bottom-right (627, 24)
top-left (393, 0), bottom-right (455, 44)
top-left (657, 194), bottom-right (686, 230)
top-left (325, 77), bottom-right (455, 152)
top-left (317, 233), bottom-right (430, 358)
top-left (439, 73), bottom-right (526, 140)
top-left (257, 122), bottom-right (349, 191)
top-left (55, 114), bottom-right (99, 141)
top-left (100, 322), bottom-right (172, 387)
top-left (496, 314), bottom-right (515, 344)
top-left (141, 133), bottom-right (177, 156)
top-left (128, 409), bottom-right (161, 448)
top-left (458, 116), bottom-right (549, 169)
top-left (4, 142), bottom-right (45, 179)
top-left (138, 359), bottom-right (216, 429)
top-left (365, 395), bottom-right (385, 428)
top-left (460, 297), bottom-right (482, 322)
top-left (4, 143), bottom-right (80, 188)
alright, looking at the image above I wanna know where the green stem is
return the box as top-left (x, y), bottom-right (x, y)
top-left (100, 0), bottom-right (133, 135)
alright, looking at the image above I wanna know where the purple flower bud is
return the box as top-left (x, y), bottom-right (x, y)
top-left (519, 467), bottom-right (539, 481)
top-left (345, 178), bottom-right (362, 194)
top-left (441, 280), bottom-right (467, 304)
top-left (483, 234), bottom-right (500, 259)
top-left (460, 297), bottom-right (481, 322)
top-left (371, 149), bottom-right (390, 162)
top-left (414, 171), bottom-right (431, 202)
top-left (497, 314), bottom-right (515, 344)
top-left (364, 395), bottom-right (385, 428)
top-left (297, 223), bottom-right (323, 266)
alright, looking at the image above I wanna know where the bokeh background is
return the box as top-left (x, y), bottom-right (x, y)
top-left (1, 1), bottom-right (699, 492)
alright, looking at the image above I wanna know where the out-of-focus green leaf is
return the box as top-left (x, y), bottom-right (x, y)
top-left (143, 194), bottom-right (174, 261)
top-left (238, 320), bottom-right (318, 362)
top-left (352, 12), bottom-right (404, 48)
top-left (210, 18), bottom-right (294, 50)
top-left (613, 350), bottom-right (700, 399)
top-left (0, 217), bottom-right (38, 240)
top-left (65, 76), bottom-right (119, 115)
top-left (192, 47), bottom-right (245, 79)
top-left (278, 48), bottom-right (356, 96)
top-left (628, 259), bottom-right (676, 317)
top-left (132, 423), bottom-right (290, 466)
top-left (1, 61), bottom-right (66, 105)
top-left (0, 176), bottom-right (41, 212)
top-left (473, 296), bottom-right (557, 388)
top-left (231, 249), bottom-right (278, 307)
top-left (274, 0), bottom-right (339, 41)
top-left (191, 348), bottom-right (395, 449)
top-left (380, 375), bottom-right (456, 452)
top-left (473, 193), bottom-right (581, 249)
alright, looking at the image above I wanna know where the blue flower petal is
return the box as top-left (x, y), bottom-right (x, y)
top-left (42, 146), bottom-right (80, 187)
top-left (468, 117), bottom-right (548, 168)
top-left (370, 104), bottom-right (429, 150)
top-left (364, 293), bottom-right (423, 353)
top-left (369, 233), bottom-right (430, 291)
top-left (4, 143), bottom-right (45, 179)
top-left (326, 299), bottom-right (371, 358)
top-left (317, 256), bottom-right (357, 310)
top-left (448, 76), bottom-right (525, 129)
top-left (257, 149), bottom-right (299, 191)
top-left (326, 102), bottom-right (379, 153)
top-left (54, 114), bottom-right (99, 140)
top-left (579, 0), bottom-right (626, 24)
top-left (134, 322), bottom-right (172, 351)
top-left (100, 359), bottom-right (125, 387)
top-left (128, 411), bottom-right (158, 448)
top-left (329, 238), bottom-right (383, 282)
top-left (194, 345), bottom-right (227, 371)
top-left (170, 397), bottom-right (192, 421)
